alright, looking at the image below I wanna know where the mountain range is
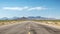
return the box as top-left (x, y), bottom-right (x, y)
top-left (0, 16), bottom-right (58, 20)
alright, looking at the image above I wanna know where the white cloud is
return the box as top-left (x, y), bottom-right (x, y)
top-left (28, 7), bottom-right (47, 11)
top-left (2, 7), bottom-right (47, 11)
top-left (3, 6), bottom-right (29, 11)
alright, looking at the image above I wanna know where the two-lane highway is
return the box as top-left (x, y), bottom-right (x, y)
top-left (0, 21), bottom-right (60, 34)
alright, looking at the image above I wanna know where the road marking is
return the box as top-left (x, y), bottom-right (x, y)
top-left (28, 32), bottom-right (30, 34)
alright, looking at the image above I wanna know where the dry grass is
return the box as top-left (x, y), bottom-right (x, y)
top-left (0, 20), bottom-right (60, 26)
top-left (33, 20), bottom-right (60, 26)
top-left (0, 20), bottom-right (26, 26)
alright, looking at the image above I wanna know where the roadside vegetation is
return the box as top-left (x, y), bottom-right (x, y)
top-left (0, 20), bottom-right (26, 26)
top-left (33, 20), bottom-right (60, 26)
top-left (0, 20), bottom-right (60, 26)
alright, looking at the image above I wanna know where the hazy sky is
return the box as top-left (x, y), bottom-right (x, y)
top-left (0, 0), bottom-right (60, 18)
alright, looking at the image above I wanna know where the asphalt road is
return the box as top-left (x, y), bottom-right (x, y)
top-left (0, 21), bottom-right (60, 34)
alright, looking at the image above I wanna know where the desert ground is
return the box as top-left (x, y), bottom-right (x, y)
top-left (0, 20), bottom-right (60, 26)
top-left (0, 20), bottom-right (60, 34)
top-left (0, 21), bottom-right (60, 34)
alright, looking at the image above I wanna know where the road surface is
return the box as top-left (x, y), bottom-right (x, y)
top-left (0, 21), bottom-right (60, 34)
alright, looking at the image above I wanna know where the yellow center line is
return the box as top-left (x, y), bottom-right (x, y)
top-left (28, 32), bottom-right (30, 34)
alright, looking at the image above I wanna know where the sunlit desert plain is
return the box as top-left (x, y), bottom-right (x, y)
top-left (0, 20), bottom-right (60, 26)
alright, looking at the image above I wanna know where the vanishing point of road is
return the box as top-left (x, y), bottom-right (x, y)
top-left (0, 21), bottom-right (60, 34)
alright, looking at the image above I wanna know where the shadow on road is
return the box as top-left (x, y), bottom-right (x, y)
top-left (29, 29), bottom-right (37, 34)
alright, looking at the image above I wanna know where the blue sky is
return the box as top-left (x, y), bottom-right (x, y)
top-left (0, 0), bottom-right (60, 19)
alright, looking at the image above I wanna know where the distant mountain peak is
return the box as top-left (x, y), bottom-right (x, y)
top-left (0, 16), bottom-right (58, 20)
